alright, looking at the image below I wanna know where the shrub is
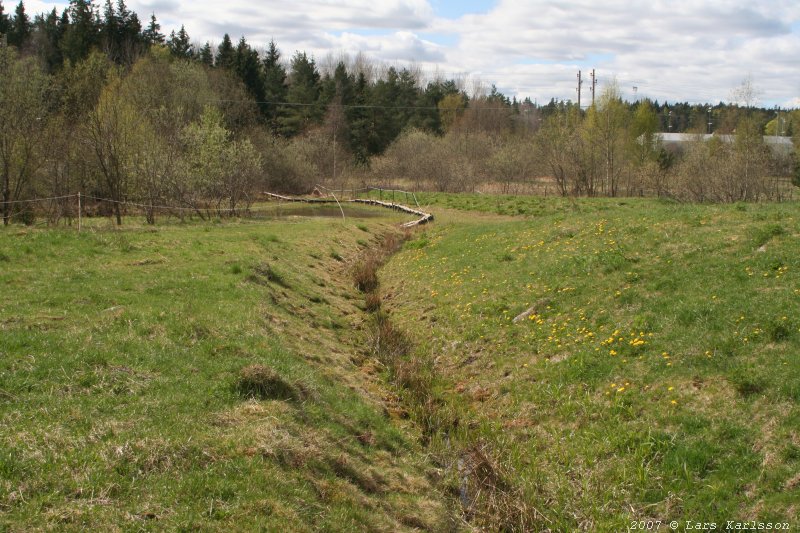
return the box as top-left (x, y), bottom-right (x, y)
top-left (766, 318), bottom-right (792, 342)
top-left (235, 364), bottom-right (296, 401)
top-left (752, 223), bottom-right (785, 248)
top-left (380, 231), bottom-right (408, 255)
top-left (18, 209), bottom-right (36, 226)
top-left (459, 442), bottom-right (540, 531)
top-left (364, 291), bottom-right (382, 312)
top-left (374, 314), bottom-right (412, 361)
top-left (248, 263), bottom-right (290, 288)
top-left (352, 255), bottom-right (379, 293)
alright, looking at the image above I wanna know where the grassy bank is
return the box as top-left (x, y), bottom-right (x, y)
top-left (3, 195), bottom-right (799, 531)
top-left (0, 210), bottom-right (451, 531)
top-left (380, 196), bottom-right (800, 529)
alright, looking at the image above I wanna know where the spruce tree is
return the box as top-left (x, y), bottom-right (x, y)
top-left (318, 62), bottom-right (355, 160)
top-left (279, 51), bottom-right (322, 136)
top-left (35, 8), bottom-right (65, 71)
top-left (370, 67), bottom-right (417, 153)
top-left (141, 13), bottom-right (164, 45)
top-left (8, 1), bottom-right (30, 48)
top-left (115, 0), bottom-right (141, 62)
top-left (198, 42), bottom-right (213, 66)
top-left (62, 0), bottom-right (99, 64)
top-left (347, 72), bottom-right (373, 163)
top-left (215, 33), bottom-right (234, 70)
top-left (410, 80), bottom-right (456, 134)
top-left (100, 0), bottom-right (118, 57)
top-left (262, 39), bottom-right (287, 133)
top-left (59, 8), bottom-right (69, 36)
top-left (167, 24), bottom-right (191, 59)
top-left (234, 36), bottom-right (265, 103)
top-left (320, 61), bottom-right (353, 105)
top-left (0, 1), bottom-right (10, 39)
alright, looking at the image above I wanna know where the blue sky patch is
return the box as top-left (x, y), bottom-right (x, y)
top-left (431, 0), bottom-right (495, 19)
top-left (419, 32), bottom-right (458, 46)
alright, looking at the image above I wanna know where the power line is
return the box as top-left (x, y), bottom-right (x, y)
top-left (212, 98), bottom-right (514, 111)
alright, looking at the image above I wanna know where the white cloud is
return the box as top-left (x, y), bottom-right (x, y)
top-left (19, 0), bottom-right (800, 107)
top-left (331, 31), bottom-right (445, 63)
top-left (439, 0), bottom-right (800, 105)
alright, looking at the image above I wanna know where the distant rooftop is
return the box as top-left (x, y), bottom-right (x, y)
top-left (637, 133), bottom-right (794, 154)
top-left (653, 133), bottom-right (793, 146)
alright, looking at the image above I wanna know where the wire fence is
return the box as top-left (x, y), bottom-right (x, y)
top-left (0, 186), bottom-right (431, 230)
top-left (267, 185), bottom-right (432, 227)
top-left (313, 184), bottom-right (421, 209)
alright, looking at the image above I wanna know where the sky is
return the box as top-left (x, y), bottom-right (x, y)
top-left (24, 0), bottom-right (800, 108)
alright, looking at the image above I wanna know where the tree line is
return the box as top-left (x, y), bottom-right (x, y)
top-left (0, 0), bottom-right (470, 152)
top-left (1, 0), bottom-right (799, 226)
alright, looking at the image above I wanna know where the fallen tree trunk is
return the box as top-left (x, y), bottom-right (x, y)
top-left (263, 192), bottom-right (434, 228)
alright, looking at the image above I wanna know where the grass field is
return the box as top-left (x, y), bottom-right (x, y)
top-left (380, 195), bottom-right (800, 530)
top-left (2, 196), bottom-right (799, 531)
top-left (0, 205), bottom-right (451, 531)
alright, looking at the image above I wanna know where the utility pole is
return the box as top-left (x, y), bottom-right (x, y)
top-left (332, 125), bottom-right (336, 183)
top-left (577, 70), bottom-right (583, 109)
top-left (590, 69), bottom-right (597, 106)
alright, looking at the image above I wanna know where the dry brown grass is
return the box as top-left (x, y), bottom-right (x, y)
top-left (351, 231), bottom-right (410, 294)
top-left (235, 364), bottom-right (297, 401)
top-left (373, 314), bottom-right (413, 360)
top-left (364, 291), bottom-right (382, 312)
top-left (352, 255), bottom-right (380, 293)
top-left (459, 442), bottom-right (547, 532)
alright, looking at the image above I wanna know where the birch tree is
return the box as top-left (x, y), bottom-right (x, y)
top-left (0, 46), bottom-right (49, 225)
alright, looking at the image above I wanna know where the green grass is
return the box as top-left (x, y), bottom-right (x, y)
top-left (414, 191), bottom-right (616, 218)
top-left (4, 195), bottom-right (800, 531)
top-left (0, 213), bottom-right (450, 531)
top-left (380, 196), bottom-right (800, 529)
